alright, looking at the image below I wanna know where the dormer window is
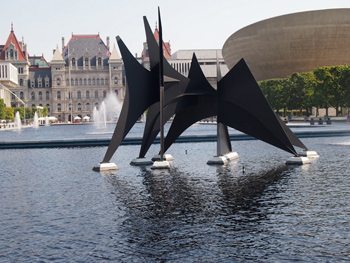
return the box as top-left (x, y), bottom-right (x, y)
top-left (97, 57), bottom-right (102, 68)
top-left (31, 80), bottom-right (35, 88)
top-left (84, 57), bottom-right (89, 69)
top-left (71, 58), bottom-right (76, 68)
top-left (38, 78), bottom-right (42, 88)
top-left (45, 78), bottom-right (49, 87)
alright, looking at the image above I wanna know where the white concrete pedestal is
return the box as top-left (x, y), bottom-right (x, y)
top-left (299, 150), bottom-right (319, 158)
top-left (151, 160), bottom-right (170, 169)
top-left (93, 162), bottom-right (118, 171)
top-left (224, 152), bottom-right (239, 160)
top-left (207, 152), bottom-right (239, 165)
top-left (152, 154), bottom-right (174, 161)
top-left (286, 156), bottom-right (311, 165)
top-left (130, 157), bottom-right (153, 166)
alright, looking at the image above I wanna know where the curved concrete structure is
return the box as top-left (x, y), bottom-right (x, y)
top-left (222, 9), bottom-right (350, 81)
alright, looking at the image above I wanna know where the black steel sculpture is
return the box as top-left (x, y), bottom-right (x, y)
top-left (96, 8), bottom-right (308, 170)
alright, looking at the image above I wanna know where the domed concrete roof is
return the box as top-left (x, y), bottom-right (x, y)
top-left (222, 9), bottom-right (350, 81)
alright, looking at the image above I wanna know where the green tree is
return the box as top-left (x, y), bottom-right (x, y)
top-left (314, 67), bottom-right (334, 116)
top-left (259, 78), bottom-right (288, 115)
top-left (4, 107), bottom-right (14, 121)
top-left (0, 99), bottom-right (6, 120)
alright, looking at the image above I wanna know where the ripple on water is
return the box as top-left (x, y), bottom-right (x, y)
top-left (0, 136), bottom-right (349, 261)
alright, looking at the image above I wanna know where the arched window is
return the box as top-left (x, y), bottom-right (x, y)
top-left (95, 90), bottom-right (98, 98)
top-left (79, 78), bottom-right (82, 85)
top-left (71, 78), bottom-right (74, 86)
top-left (19, 79), bottom-right (23, 86)
top-left (101, 78), bottom-right (104, 85)
top-left (57, 103), bottom-right (61, 112)
top-left (83, 78), bottom-right (87, 85)
top-left (96, 78), bottom-right (100, 85)
top-left (46, 104), bottom-right (50, 113)
top-left (56, 77), bottom-right (61, 86)
top-left (77, 91), bottom-right (81, 99)
top-left (88, 78), bottom-right (91, 85)
top-left (97, 57), bottom-right (102, 67)
top-left (20, 92), bottom-right (24, 99)
top-left (103, 90), bottom-right (107, 98)
top-left (57, 91), bottom-right (61, 100)
top-left (92, 78), bottom-right (95, 85)
top-left (31, 91), bottom-right (35, 100)
top-left (75, 78), bottom-right (78, 86)
top-left (46, 91), bottom-right (49, 100)
top-left (77, 103), bottom-right (82, 111)
top-left (86, 90), bottom-right (90, 99)
top-left (39, 91), bottom-right (42, 100)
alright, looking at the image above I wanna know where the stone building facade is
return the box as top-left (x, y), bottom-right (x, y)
top-left (51, 34), bottom-right (124, 122)
top-left (0, 26), bottom-right (125, 122)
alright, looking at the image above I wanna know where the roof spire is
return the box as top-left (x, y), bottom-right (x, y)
top-left (11, 22), bottom-right (13, 32)
top-left (155, 21), bottom-right (158, 30)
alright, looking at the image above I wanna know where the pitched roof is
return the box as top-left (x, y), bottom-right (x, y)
top-left (51, 47), bottom-right (64, 63)
top-left (1, 29), bottom-right (26, 61)
top-left (29, 55), bottom-right (49, 68)
top-left (63, 34), bottom-right (110, 66)
top-left (109, 44), bottom-right (121, 61)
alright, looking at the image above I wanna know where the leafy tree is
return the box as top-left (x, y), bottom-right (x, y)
top-left (0, 99), bottom-right (6, 120)
top-left (4, 107), bottom-right (14, 121)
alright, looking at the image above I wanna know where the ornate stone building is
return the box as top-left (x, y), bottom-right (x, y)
top-left (50, 34), bottom-right (124, 122)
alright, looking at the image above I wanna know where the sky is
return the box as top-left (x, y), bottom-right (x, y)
top-left (1, 0), bottom-right (350, 60)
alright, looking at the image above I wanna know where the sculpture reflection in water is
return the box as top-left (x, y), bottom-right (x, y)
top-left (93, 8), bottom-right (317, 172)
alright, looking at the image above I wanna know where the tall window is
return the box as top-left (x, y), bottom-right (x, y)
top-left (97, 57), bottom-right (102, 67)
top-left (79, 78), bottom-right (82, 85)
top-left (39, 91), bottom-right (42, 100)
top-left (95, 90), bottom-right (98, 98)
top-left (83, 78), bottom-right (87, 85)
top-left (75, 78), bottom-right (78, 86)
top-left (77, 103), bottom-right (82, 111)
top-left (57, 103), bottom-right (61, 112)
top-left (31, 80), bottom-right (35, 88)
top-left (31, 91), bottom-right (35, 100)
top-left (46, 91), bottom-right (49, 100)
top-left (86, 90), bottom-right (90, 99)
top-left (96, 78), bottom-right (100, 85)
top-left (71, 58), bottom-right (76, 67)
top-left (46, 104), bottom-right (50, 113)
top-left (20, 92), bottom-right (24, 99)
top-left (45, 78), bottom-right (50, 87)
top-left (57, 91), bottom-right (61, 100)
top-left (77, 91), bottom-right (81, 99)
top-left (92, 78), bottom-right (95, 85)
top-left (84, 57), bottom-right (89, 69)
top-left (86, 103), bottom-right (90, 111)
top-left (114, 76), bottom-right (118, 85)
top-left (38, 78), bottom-right (42, 88)
top-left (56, 78), bottom-right (61, 86)
top-left (19, 79), bottom-right (23, 86)
top-left (103, 90), bottom-right (107, 98)
top-left (88, 78), bottom-right (91, 85)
